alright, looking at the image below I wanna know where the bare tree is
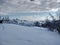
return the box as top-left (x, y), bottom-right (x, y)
top-left (49, 13), bottom-right (56, 21)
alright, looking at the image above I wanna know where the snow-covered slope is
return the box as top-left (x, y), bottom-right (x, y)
top-left (0, 24), bottom-right (60, 45)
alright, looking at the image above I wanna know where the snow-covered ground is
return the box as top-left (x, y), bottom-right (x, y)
top-left (0, 24), bottom-right (60, 45)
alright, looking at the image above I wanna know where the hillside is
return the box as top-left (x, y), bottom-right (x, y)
top-left (0, 24), bottom-right (60, 45)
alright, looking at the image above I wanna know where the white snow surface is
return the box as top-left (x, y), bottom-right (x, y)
top-left (0, 24), bottom-right (60, 45)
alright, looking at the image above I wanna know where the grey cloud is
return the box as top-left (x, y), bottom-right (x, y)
top-left (0, 0), bottom-right (59, 14)
top-left (0, 0), bottom-right (5, 5)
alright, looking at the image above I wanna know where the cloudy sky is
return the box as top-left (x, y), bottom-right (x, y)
top-left (0, 0), bottom-right (60, 15)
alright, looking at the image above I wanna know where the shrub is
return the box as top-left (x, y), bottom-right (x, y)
top-left (34, 21), bottom-right (40, 27)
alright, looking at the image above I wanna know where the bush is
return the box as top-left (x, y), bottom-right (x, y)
top-left (34, 21), bottom-right (40, 27)
top-left (41, 20), bottom-right (60, 33)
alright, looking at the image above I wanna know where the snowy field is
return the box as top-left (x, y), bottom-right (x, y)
top-left (0, 24), bottom-right (60, 45)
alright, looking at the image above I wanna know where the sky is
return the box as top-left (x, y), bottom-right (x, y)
top-left (0, 0), bottom-right (60, 21)
top-left (0, 0), bottom-right (60, 14)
